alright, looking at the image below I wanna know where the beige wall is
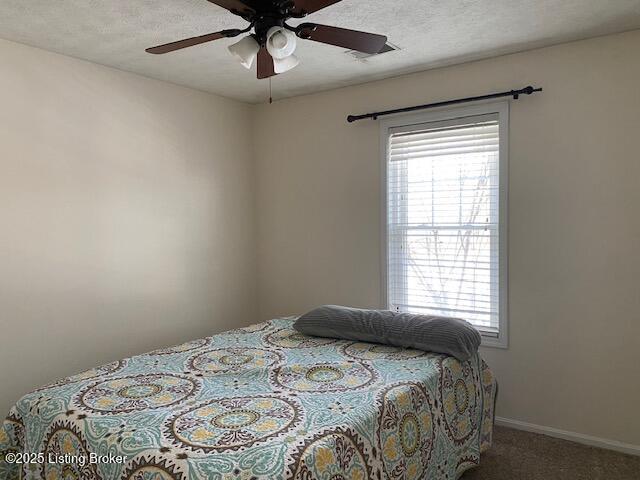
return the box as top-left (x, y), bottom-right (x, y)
top-left (253, 30), bottom-right (640, 445)
top-left (0, 39), bottom-right (257, 416)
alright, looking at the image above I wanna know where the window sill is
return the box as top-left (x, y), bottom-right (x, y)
top-left (479, 332), bottom-right (508, 349)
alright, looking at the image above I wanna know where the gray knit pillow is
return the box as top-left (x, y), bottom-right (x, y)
top-left (294, 305), bottom-right (481, 362)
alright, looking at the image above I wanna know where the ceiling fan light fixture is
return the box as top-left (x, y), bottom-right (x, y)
top-left (273, 54), bottom-right (300, 74)
top-left (228, 35), bottom-right (260, 69)
top-left (266, 26), bottom-right (297, 59)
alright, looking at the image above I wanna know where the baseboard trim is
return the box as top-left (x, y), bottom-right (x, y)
top-left (495, 416), bottom-right (640, 457)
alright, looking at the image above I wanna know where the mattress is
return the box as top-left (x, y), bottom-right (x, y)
top-left (1, 317), bottom-right (497, 479)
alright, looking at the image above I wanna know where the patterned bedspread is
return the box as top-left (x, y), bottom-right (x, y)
top-left (1, 317), bottom-right (496, 480)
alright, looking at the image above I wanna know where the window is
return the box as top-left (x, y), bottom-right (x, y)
top-left (382, 103), bottom-right (508, 347)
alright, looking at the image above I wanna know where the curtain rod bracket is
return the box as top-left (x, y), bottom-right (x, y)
top-left (347, 85), bottom-right (542, 123)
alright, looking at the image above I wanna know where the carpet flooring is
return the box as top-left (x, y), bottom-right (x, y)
top-left (461, 426), bottom-right (640, 480)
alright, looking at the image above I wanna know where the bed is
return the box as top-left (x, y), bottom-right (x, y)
top-left (1, 317), bottom-right (497, 479)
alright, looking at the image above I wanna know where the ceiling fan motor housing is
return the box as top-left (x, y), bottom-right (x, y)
top-left (254, 15), bottom-right (287, 46)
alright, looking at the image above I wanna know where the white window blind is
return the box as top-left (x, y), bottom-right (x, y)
top-left (386, 112), bottom-right (505, 337)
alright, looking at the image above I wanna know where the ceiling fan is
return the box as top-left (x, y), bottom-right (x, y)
top-left (146, 0), bottom-right (388, 79)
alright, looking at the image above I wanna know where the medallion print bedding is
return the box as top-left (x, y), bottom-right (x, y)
top-left (1, 317), bottom-right (497, 479)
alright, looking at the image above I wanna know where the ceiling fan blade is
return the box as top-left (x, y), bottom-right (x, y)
top-left (291, 0), bottom-right (342, 15)
top-left (146, 29), bottom-right (241, 54)
top-left (206, 0), bottom-right (255, 16)
top-left (257, 47), bottom-right (277, 79)
top-left (297, 23), bottom-right (387, 54)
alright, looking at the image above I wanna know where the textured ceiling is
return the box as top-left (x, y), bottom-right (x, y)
top-left (1, 0), bottom-right (640, 103)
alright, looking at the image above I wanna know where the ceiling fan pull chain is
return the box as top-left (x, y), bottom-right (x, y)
top-left (269, 77), bottom-right (273, 104)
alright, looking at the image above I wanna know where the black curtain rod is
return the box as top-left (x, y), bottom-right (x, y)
top-left (347, 85), bottom-right (542, 123)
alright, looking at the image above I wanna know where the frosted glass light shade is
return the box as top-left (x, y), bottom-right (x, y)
top-left (273, 54), bottom-right (300, 74)
top-left (228, 36), bottom-right (260, 69)
top-left (266, 27), bottom-right (297, 59)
